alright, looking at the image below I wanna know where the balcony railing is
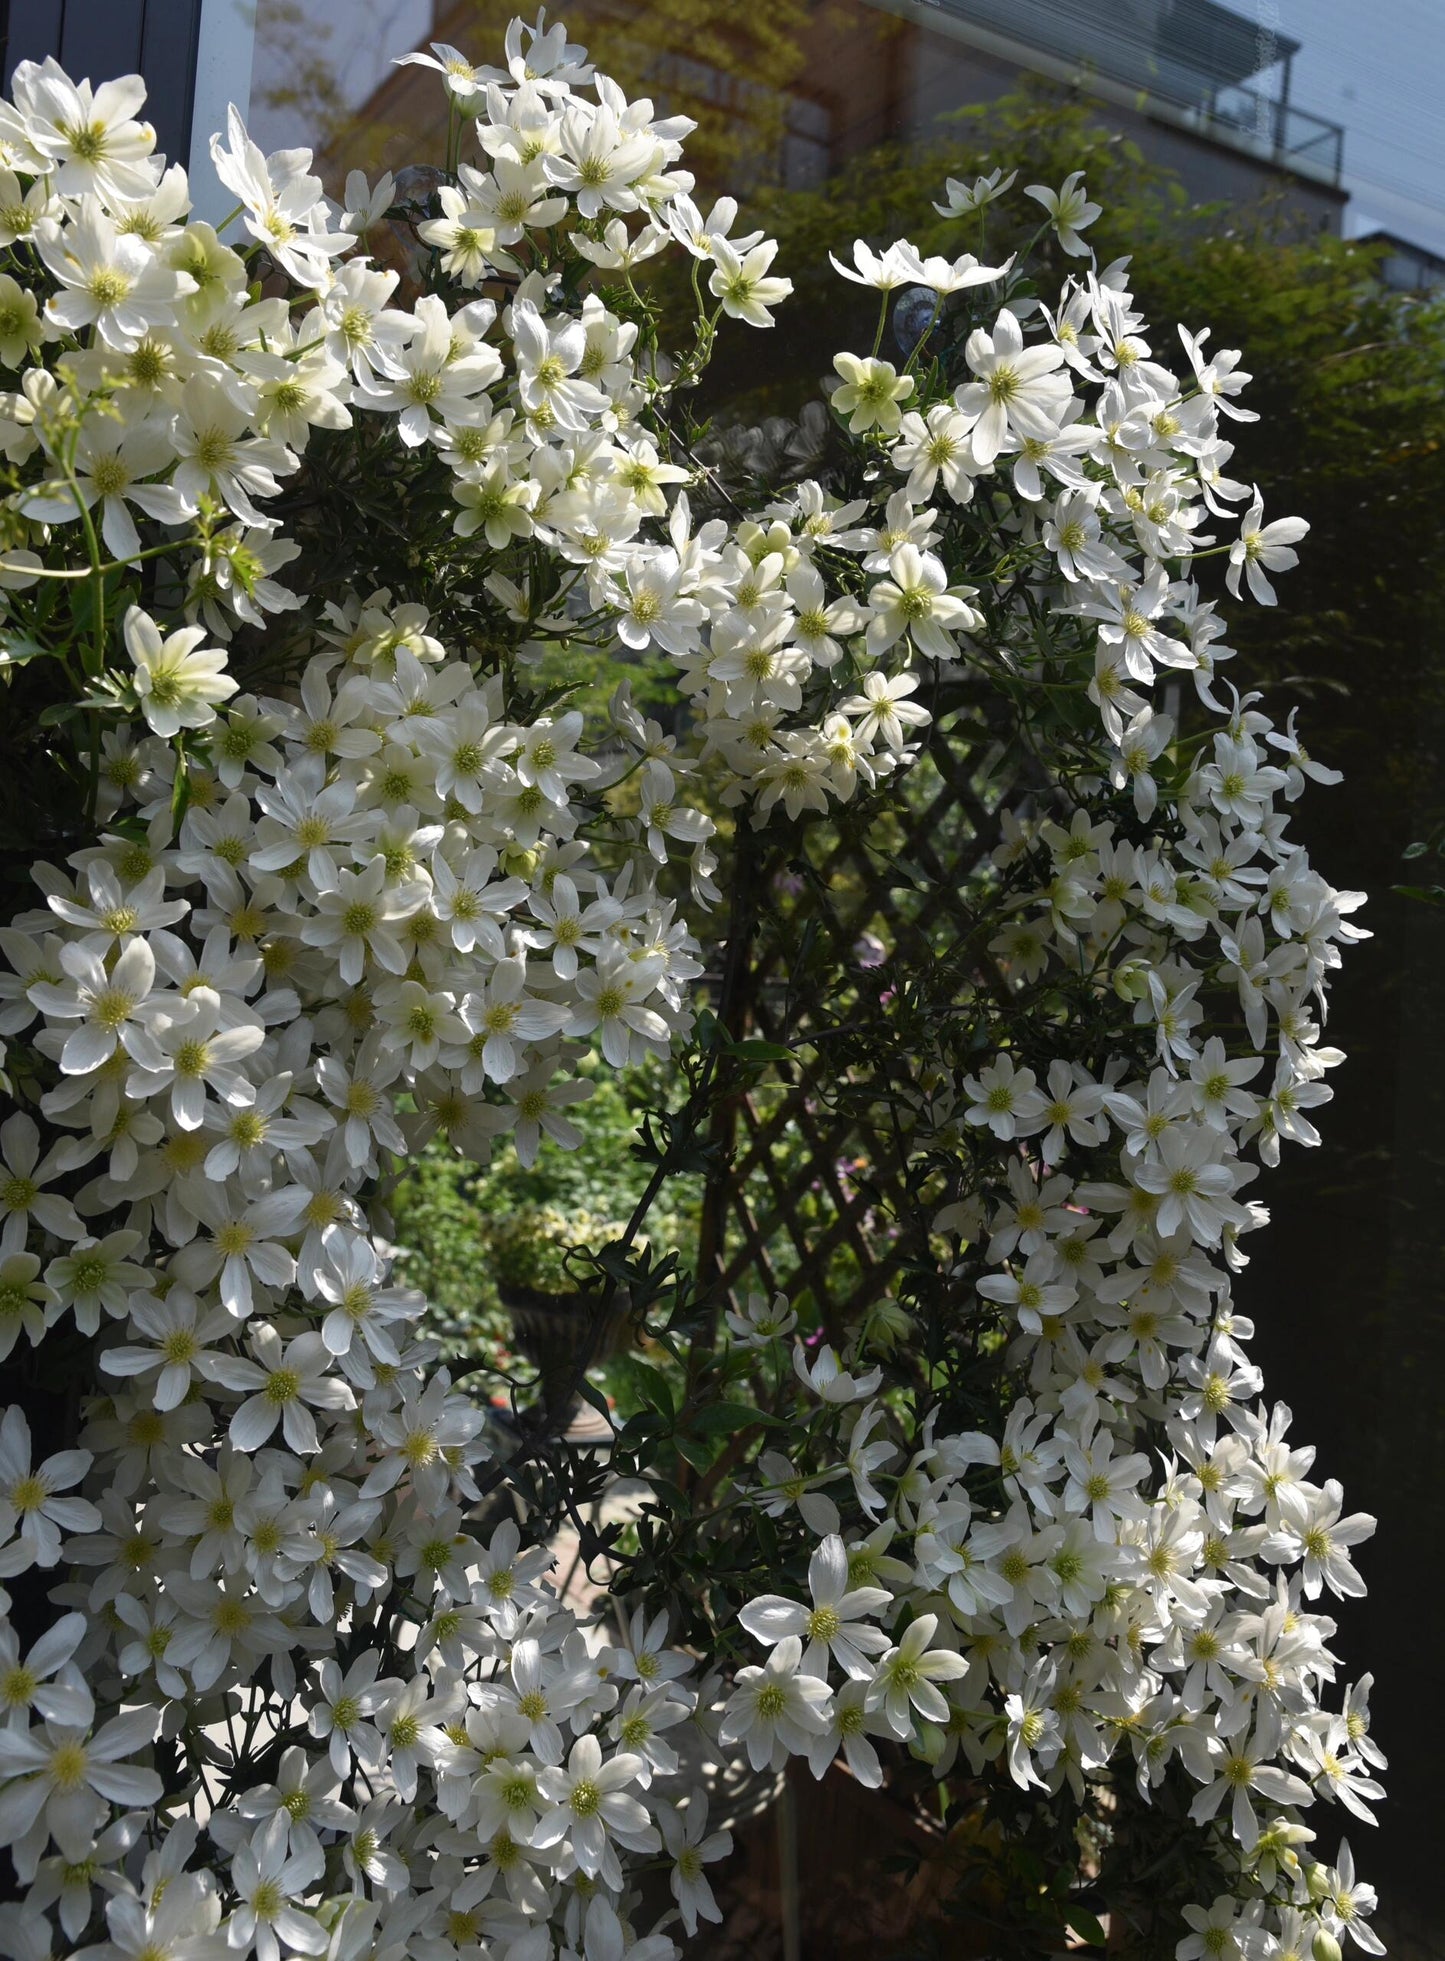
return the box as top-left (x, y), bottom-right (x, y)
top-left (1203, 83), bottom-right (1345, 182)
top-left (916, 0), bottom-right (1345, 186)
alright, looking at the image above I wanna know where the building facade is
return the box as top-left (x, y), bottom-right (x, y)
top-left (1, 0), bottom-right (1352, 238)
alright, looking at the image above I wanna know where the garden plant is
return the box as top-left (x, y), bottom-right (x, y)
top-left (0, 12), bottom-right (1386, 1959)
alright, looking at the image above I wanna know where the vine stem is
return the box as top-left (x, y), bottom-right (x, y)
top-left (685, 817), bottom-right (764, 1379)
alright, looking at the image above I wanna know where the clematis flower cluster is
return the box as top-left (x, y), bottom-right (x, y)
top-left (698, 241), bottom-right (1385, 1961)
top-left (0, 8), bottom-right (1385, 1959)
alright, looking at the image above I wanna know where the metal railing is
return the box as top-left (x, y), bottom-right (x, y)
top-left (1208, 81), bottom-right (1345, 181)
top-left (916, 0), bottom-right (1346, 186)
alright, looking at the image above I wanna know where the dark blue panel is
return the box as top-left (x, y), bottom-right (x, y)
top-left (1, 0), bottom-right (204, 175)
top-left (138, 0), bottom-right (202, 166)
top-left (58, 0), bottom-right (146, 89)
top-left (3, 0), bottom-right (67, 85)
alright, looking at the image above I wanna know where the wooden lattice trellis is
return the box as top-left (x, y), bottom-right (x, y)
top-left (699, 695), bottom-right (1027, 1335)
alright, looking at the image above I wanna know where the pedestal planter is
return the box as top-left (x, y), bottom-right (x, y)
top-left (498, 1280), bottom-right (635, 1431)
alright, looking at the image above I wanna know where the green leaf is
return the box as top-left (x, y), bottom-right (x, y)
top-left (0, 633), bottom-right (48, 669)
top-left (672, 1431), bottom-right (713, 1472)
top-left (37, 701), bottom-right (86, 729)
top-left (640, 1476), bottom-right (691, 1518)
top-left (613, 1410), bottom-right (668, 1453)
top-left (1063, 1907), bottom-right (1107, 1946)
top-left (686, 1400), bottom-right (779, 1434)
top-left (575, 1377), bottom-right (613, 1425)
top-left (623, 1360), bottom-right (675, 1422)
top-left (729, 1038), bottom-right (792, 1062)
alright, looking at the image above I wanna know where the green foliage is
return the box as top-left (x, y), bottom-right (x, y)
top-left (681, 86), bottom-right (1189, 424)
top-left (1397, 821), bottom-right (1445, 906)
top-left (716, 79), bottom-right (1445, 838)
top-left (389, 1061), bottom-right (702, 1371)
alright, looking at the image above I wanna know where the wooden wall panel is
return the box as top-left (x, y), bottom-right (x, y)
top-left (3, 0), bottom-right (203, 171)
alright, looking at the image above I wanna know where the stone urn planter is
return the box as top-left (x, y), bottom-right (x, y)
top-left (487, 1204), bottom-right (642, 1432)
top-left (497, 1278), bottom-right (634, 1433)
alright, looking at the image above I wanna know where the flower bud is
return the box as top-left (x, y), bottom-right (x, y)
top-left (859, 1299), bottom-right (912, 1353)
top-left (910, 1719), bottom-right (945, 1766)
top-left (1312, 1931), bottom-right (1342, 1961)
top-left (1112, 958), bottom-right (1152, 1002)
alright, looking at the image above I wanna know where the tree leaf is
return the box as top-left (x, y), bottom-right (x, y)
top-left (686, 1400), bottom-right (782, 1434)
top-left (1063, 1906), bottom-right (1107, 1946)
